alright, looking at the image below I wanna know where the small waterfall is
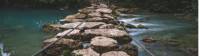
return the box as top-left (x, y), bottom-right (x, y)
top-left (0, 42), bottom-right (11, 56)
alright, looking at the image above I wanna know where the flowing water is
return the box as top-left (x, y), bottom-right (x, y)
top-left (0, 9), bottom-right (197, 56)
top-left (119, 14), bottom-right (198, 56)
top-left (0, 9), bottom-right (74, 56)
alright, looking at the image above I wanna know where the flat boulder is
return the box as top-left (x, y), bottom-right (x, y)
top-left (65, 13), bottom-right (86, 19)
top-left (98, 4), bottom-right (108, 8)
top-left (65, 15), bottom-right (77, 19)
top-left (84, 29), bottom-right (131, 44)
top-left (60, 18), bottom-right (85, 23)
top-left (103, 14), bottom-right (114, 19)
top-left (60, 22), bottom-right (106, 29)
top-left (88, 12), bottom-right (101, 17)
top-left (60, 22), bottom-right (83, 29)
top-left (74, 13), bottom-right (87, 19)
top-left (84, 29), bottom-right (128, 37)
top-left (56, 29), bottom-right (81, 37)
top-left (72, 48), bottom-right (100, 56)
top-left (42, 24), bottom-right (62, 32)
top-left (78, 8), bottom-right (96, 14)
top-left (99, 24), bottom-right (115, 29)
top-left (96, 8), bottom-right (112, 14)
top-left (102, 51), bottom-right (130, 56)
top-left (90, 36), bottom-right (118, 53)
top-left (86, 17), bottom-right (112, 22)
top-left (43, 37), bottom-right (82, 49)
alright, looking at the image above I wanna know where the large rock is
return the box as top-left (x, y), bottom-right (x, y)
top-left (78, 8), bottom-right (96, 14)
top-left (96, 8), bottom-right (112, 14)
top-left (60, 22), bottom-right (83, 29)
top-left (101, 51), bottom-right (130, 56)
top-left (84, 29), bottom-right (128, 37)
top-left (99, 24), bottom-right (115, 29)
top-left (43, 37), bottom-right (82, 49)
top-left (65, 15), bottom-right (76, 19)
top-left (102, 14), bottom-right (114, 19)
top-left (91, 36), bottom-right (118, 53)
top-left (74, 13), bottom-right (87, 19)
top-left (42, 24), bottom-right (62, 33)
top-left (42, 38), bottom-right (82, 56)
top-left (86, 17), bottom-right (114, 23)
top-left (60, 22), bottom-right (106, 29)
top-left (56, 29), bottom-right (81, 37)
top-left (84, 29), bottom-right (131, 44)
top-left (97, 4), bottom-right (108, 8)
top-left (72, 48), bottom-right (100, 56)
top-left (60, 18), bottom-right (85, 23)
top-left (88, 12), bottom-right (102, 17)
top-left (65, 13), bottom-right (87, 19)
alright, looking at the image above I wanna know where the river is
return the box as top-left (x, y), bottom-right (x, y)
top-left (0, 9), bottom-right (75, 56)
top-left (0, 9), bottom-right (197, 56)
top-left (119, 14), bottom-right (198, 56)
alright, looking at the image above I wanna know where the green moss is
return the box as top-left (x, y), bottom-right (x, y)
top-left (125, 24), bottom-right (136, 28)
top-left (136, 24), bottom-right (146, 28)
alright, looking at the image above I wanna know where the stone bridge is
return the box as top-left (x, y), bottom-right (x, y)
top-left (42, 3), bottom-right (137, 56)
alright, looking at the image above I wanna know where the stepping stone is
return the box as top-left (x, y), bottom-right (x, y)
top-left (42, 24), bottom-right (62, 32)
top-left (84, 29), bottom-right (128, 37)
top-left (56, 29), bottom-right (81, 37)
top-left (101, 51), bottom-right (130, 56)
top-left (90, 36), bottom-right (118, 53)
top-left (96, 8), bottom-right (112, 14)
top-left (72, 48), bottom-right (100, 56)
top-left (84, 29), bottom-right (132, 44)
top-left (88, 12), bottom-right (102, 17)
top-left (60, 22), bottom-right (106, 29)
top-left (43, 37), bottom-right (82, 49)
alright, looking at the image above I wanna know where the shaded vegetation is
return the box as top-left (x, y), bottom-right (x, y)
top-left (0, 0), bottom-right (197, 14)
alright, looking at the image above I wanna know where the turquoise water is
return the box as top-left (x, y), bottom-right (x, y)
top-left (0, 9), bottom-right (197, 56)
top-left (0, 9), bottom-right (73, 56)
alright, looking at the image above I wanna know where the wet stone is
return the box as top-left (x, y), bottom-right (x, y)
top-left (43, 37), bottom-right (82, 49)
top-left (96, 8), bottom-right (112, 14)
top-left (90, 36), bottom-right (118, 53)
top-left (72, 48), bottom-right (100, 56)
top-left (101, 51), bottom-right (130, 56)
top-left (84, 29), bottom-right (131, 44)
top-left (60, 22), bottom-right (106, 29)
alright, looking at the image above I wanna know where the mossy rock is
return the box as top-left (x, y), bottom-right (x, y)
top-left (125, 24), bottom-right (136, 28)
top-left (136, 24), bottom-right (147, 29)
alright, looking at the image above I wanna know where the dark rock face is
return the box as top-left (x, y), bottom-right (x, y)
top-left (119, 44), bottom-right (138, 56)
top-left (42, 45), bottom-right (63, 56)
